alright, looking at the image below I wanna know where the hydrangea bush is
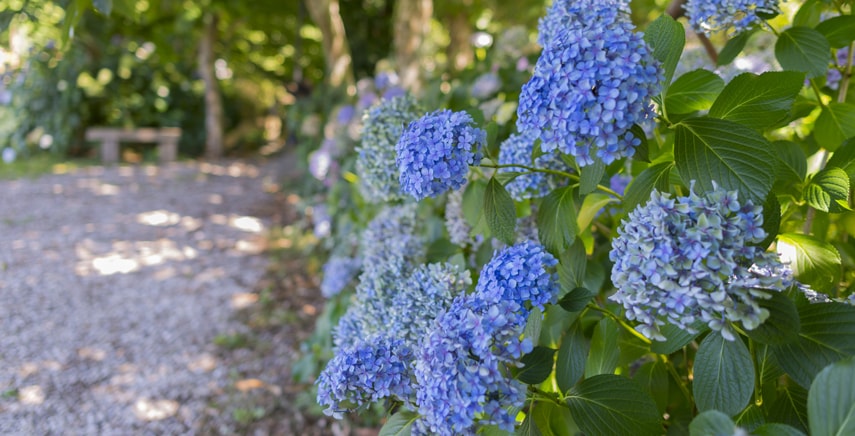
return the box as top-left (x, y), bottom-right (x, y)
top-left (310, 0), bottom-right (855, 434)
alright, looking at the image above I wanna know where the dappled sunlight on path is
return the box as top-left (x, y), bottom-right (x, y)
top-left (0, 160), bottom-right (287, 434)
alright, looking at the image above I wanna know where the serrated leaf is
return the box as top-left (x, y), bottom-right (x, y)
top-left (537, 186), bottom-right (578, 255)
top-left (649, 320), bottom-right (708, 355)
top-left (585, 318), bottom-right (620, 378)
top-left (808, 357), bottom-right (855, 436)
top-left (689, 410), bottom-right (737, 436)
top-left (558, 287), bottom-right (594, 313)
top-left (776, 233), bottom-right (841, 293)
top-left (752, 423), bottom-right (807, 436)
top-left (556, 319), bottom-right (588, 392)
top-left (580, 157), bottom-right (606, 195)
top-left (718, 30), bottom-right (755, 66)
top-left (826, 138), bottom-right (855, 181)
top-left (815, 103), bottom-right (855, 152)
top-left (815, 16), bottom-right (855, 48)
top-left (633, 361), bottom-right (669, 413)
top-left (644, 14), bottom-right (685, 88)
top-left (516, 346), bottom-right (557, 385)
top-left (793, 0), bottom-right (822, 28)
top-left (773, 141), bottom-right (807, 195)
top-left (576, 193), bottom-right (614, 232)
top-left (485, 177), bottom-right (516, 245)
top-left (557, 241), bottom-right (586, 294)
top-left (565, 375), bottom-right (662, 436)
top-left (744, 291), bottom-right (801, 345)
top-left (769, 384), bottom-right (810, 432)
top-left (735, 403), bottom-right (765, 432)
top-left (675, 117), bottom-right (775, 204)
top-left (379, 410), bottom-right (418, 436)
top-left (665, 70), bottom-right (724, 114)
top-left (805, 167), bottom-right (850, 213)
top-left (623, 162), bottom-right (673, 213)
top-left (773, 302), bottom-right (855, 388)
top-left (708, 71), bottom-right (806, 129)
top-left (693, 331), bottom-right (754, 416)
top-left (775, 27), bottom-right (831, 79)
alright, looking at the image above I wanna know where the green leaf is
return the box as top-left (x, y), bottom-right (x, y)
top-left (756, 193), bottom-right (781, 249)
top-left (517, 411), bottom-right (543, 436)
top-left (524, 308), bottom-right (544, 345)
top-left (623, 162), bottom-right (673, 213)
top-left (531, 400), bottom-right (579, 436)
top-left (693, 331), bottom-right (754, 416)
top-left (576, 193), bottom-right (614, 232)
top-left (815, 103), bottom-right (855, 152)
top-left (558, 287), bottom-right (595, 313)
top-left (773, 302), bottom-right (855, 388)
top-left (631, 125), bottom-right (651, 162)
top-left (718, 30), bottom-right (755, 66)
top-left (540, 306), bottom-right (578, 348)
top-left (773, 141), bottom-right (807, 196)
top-left (557, 241), bottom-right (586, 294)
top-left (775, 27), bottom-right (831, 79)
top-left (516, 346), bottom-right (557, 385)
top-left (92, 0), bottom-right (113, 15)
top-left (689, 410), bottom-right (737, 436)
top-left (566, 375), bottom-right (662, 436)
top-left (805, 167), bottom-right (850, 213)
top-left (644, 14), bottom-right (685, 89)
top-left (426, 238), bottom-right (460, 262)
top-left (585, 318), bottom-right (620, 378)
top-left (463, 180), bottom-right (487, 229)
top-left (633, 361), bottom-right (670, 413)
top-left (815, 16), bottom-right (855, 48)
top-left (776, 233), bottom-right (841, 293)
top-left (769, 384), bottom-right (810, 432)
top-left (580, 157), bottom-right (606, 195)
top-left (665, 70), bottom-right (724, 114)
top-left (675, 117), bottom-right (775, 204)
top-left (537, 186), bottom-right (578, 255)
top-left (744, 291), bottom-right (801, 345)
top-left (708, 71), bottom-right (806, 130)
top-left (826, 138), bottom-right (855, 181)
top-left (649, 320), bottom-right (708, 355)
top-left (793, 0), bottom-right (822, 28)
top-left (556, 319), bottom-right (589, 392)
top-left (752, 423), bottom-right (807, 436)
top-left (808, 357), bottom-right (855, 436)
top-left (379, 410), bottom-right (418, 436)
top-left (485, 177), bottom-right (516, 245)
top-left (735, 403), bottom-right (765, 432)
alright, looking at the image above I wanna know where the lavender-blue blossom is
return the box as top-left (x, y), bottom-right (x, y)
top-left (537, 0), bottom-right (631, 48)
top-left (396, 110), bottom-right (485, 200)
top-left (356, 95), bottom-right (424, 203)
top-left (684, 0), bottom-right (781, 35)
top-left (609, 184), bottom-right (793, 341)
top-left (316, 335), bottom-right (415, 418)
top-left (320, 256), bottom-right (362, 298)
top-left (360, 204), bottom-right (425, 278)
top-left (498, 131), bottom-right (571, 200)
top-left (518, 11), bottom-right (661, 166)
top-left (828, 47), bottom-right (849, 91)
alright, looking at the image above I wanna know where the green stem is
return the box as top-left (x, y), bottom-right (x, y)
top-left (530, 386), bottom-right (569, 409)
top-left (659, 354), bottom-right (694, 407)
top-left (763, 20), bottom-right (780, 37)
top-left (585, 304), bottom-right (652, 345)
top-left (810, 79), bottom-right (829, 110)
top-left (748, 338), bottom-right (764, 407)
top-left (482, 162), bottom-right (624, 199)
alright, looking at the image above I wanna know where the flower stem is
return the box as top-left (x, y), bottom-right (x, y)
top-left (659, 354), bottom-right (694, 408)
top-left (481, 162), bottom-right (623, 199)
top-left (585, 303), bottom-right (651, 345)
top-left (749, 338), bottom-right (764, 406)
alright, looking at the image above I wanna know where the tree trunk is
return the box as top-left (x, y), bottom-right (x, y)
top-left (304, 0), bottom-right (354, 89)
top-left (446, 11), bottom-right (472, 72)
top-left (393, 0), bottom-right (433, 92)
top-left (199, 12), bottom-right (224, 159)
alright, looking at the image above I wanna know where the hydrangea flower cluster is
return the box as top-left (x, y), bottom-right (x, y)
top-left (445, 188), bottom-right (477, 246)
top-left (316, 335), bottom-right (415, 418)
top-left (684, 0), bottom-right (781, 35)
top-left (537, 0), bottom-right (631, 48)
top-left (414, 242), bottom-right (559, 434)
top-left (356, 95), bottom-right (424, 203)
top-left (498, 131), bottom-right (571, 200)
top-left (609, 184), bottom-right (793, 341)
top-left (320, 256), bottom-right (362, 298)
top-left (396, 110), bottom-right (486, 200)
top-left (359, 204), bottom-right (424, 278)
top-left (827, 47), bottom-right (850, 91)
top-left (518, 3), bottom-right (661, 166)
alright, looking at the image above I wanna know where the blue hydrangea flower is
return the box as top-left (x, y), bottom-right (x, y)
top-left (609, 183), bottom-right (793, 341)
top-left (413, 242), bottom-right (559, 434)
top-left (499, 131), bottom-right (571, 201)
top-left (684, 0), bottom-right (781, 35)
top-left (518, 10), bottom-right (661, 166)
top-left (537, 0), bottom-right (631, 48)
top-left (827, 47), bottom-right (849, 91)
top-left (360, 204), bottom-right (425, 278)
top-left (356, 95), bottom-right (424, 203)
top-left (396, 110), bottom-right (485, 200)
top-left (320, 256), bottom-right (362, 298)
top-left (316, 334), bottom-right (415, 418)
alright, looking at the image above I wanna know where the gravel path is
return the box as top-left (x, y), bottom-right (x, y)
top-left (0, 160), bottom-right (289, 435)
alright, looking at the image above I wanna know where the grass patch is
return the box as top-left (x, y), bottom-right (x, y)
top-left (0, 154), bottom-right (98, 180)
top-left (214, 332), bottom-right (256, 350)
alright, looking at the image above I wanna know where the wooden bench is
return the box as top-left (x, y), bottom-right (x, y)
top-left (85, 127), bottom-right (181, 164)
